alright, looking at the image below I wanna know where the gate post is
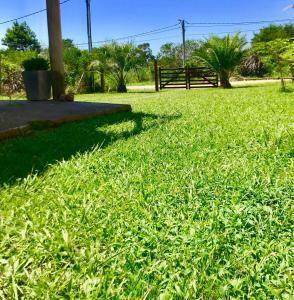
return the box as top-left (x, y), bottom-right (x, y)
top-left (159, 67), bottom-right (162, 90)
top-left (185, 67), bottom-right (190, 89)
top-left (154, 59), bottom-right (159, 92)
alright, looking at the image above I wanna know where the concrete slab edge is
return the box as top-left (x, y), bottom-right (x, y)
top-left (0, 104), bottom-right (132, 142)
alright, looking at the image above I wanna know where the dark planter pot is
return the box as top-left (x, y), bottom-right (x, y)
top-left (22, 71), bottom-right (52, 100)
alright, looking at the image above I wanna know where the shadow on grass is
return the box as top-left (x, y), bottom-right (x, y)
top-left (230, 85), bottom-right (271, 89)
top-left (0, 111), bottom-right (180, 186)
top-left (128, 90), bottom-right (157, 94)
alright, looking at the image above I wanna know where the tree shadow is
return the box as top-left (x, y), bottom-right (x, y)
top-left (0, 111), bottom-right (180, 186)
top-left (231, 84), bottom-right (279, 89)
top-left (128, 90), bottom-right (157, 94)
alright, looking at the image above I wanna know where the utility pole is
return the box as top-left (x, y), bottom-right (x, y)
top-left (85, 0), bottom-right (95, 91)
top-left (85, 0), bottom-right (93, 52)
top-left (179, 19), bottom-right (186, 67)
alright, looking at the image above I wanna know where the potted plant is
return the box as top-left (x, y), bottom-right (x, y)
top-left (22, 57), bottom-right (51, 100)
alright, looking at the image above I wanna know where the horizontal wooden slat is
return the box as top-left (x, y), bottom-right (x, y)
top-left (190, 85), bottom-right (216, 88)
top-left (161, 82), bottom-right (186, 85)
top-left (189, 79), bottom-right (217, 82)
top-left (160, 76), bottom-right (186, 79)
top-left (160, 86), bottom-right (187, 89)
top-left (160, 68), bottom-right (185, 70)
top-left (161, 79), bottom-right (186, 81)
top-left (161, 74), bottom-right (185, 77)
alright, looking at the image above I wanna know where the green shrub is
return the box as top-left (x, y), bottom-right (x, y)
top-left (0, 61), bottom-right (23, 98)
top-left (240, 55), bottom-right (267, 77)
top-left (22, 57), bottom-right (50, 71)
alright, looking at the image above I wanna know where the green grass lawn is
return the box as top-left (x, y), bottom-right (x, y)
top-left (127, 81), bottom-right (154, 86)
top-left (0, 85), bottom-right (293, 299)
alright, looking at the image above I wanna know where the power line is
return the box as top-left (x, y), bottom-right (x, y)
top-left (74, 26), bottom-right (284, 49)
top-left (74, 24), bottom-right (180, 46)
top-left (77, 34), bottom-right (181, 47)
top-left (187, 29), bottom-right (258, 37)
top-left (74, 17), bottom-right (294, 47)
top-left (186, 18), bottom-right (294, 27)
top-left (42, 24), bottom-right (287, 50)
top-left (134, 35), bottom-right (181, 44)
top-left (0, 0), bottom-right (71, 25)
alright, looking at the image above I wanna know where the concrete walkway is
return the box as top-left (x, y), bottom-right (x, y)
top-left (0, 100), bottom-right (131, 141)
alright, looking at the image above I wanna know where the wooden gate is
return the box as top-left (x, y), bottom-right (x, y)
top-left (159, 67), bottom-right (218, 89)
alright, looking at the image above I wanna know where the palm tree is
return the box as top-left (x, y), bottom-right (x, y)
top-left (195, 33), bottom-right (246, 88)
top-left (103, 42), bottom-right (145, 93)
top-left (90, 46), bottom-right (109, 92)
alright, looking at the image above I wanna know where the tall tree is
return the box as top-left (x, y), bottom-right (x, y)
top-left (1, 22), bottom-right (41, 52)
top-left (157, 40), bottom-right (199, 67)
top-left (253, 39), bottom-right (294, 88)
top-left (157, 43), bottom-right (179, 68)
top-left (252, 24), bottom-right (294, 44)
top-left (195, 33), bottom-right (246, 88)
top-left (137, 43), bottom-right (154, 61)
top-left (62, 38), bottom-right (75, 49)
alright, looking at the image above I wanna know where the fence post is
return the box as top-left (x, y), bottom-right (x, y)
top-left (159, 67), bottom-right (162, 90)
top-left (185, 67), bottom-right (190, 89)
top-left (154, 60), bottom-right (159, 92)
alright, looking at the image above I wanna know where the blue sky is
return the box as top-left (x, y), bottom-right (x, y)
top-left (0, 0), bottom-right (293, 53)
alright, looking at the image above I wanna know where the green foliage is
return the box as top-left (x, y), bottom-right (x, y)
top-left (58, 40), bottom-right (94, 93)
top-left (252, 24), bottom-right (294, 44)
top-left (62, 38), bottom-right (75, 49)
top-left (22, 57), bottom-right (50, 71)
top-left (61, 41), bottom-right (151, 93)
top-left (157, 40), bottom-right (199, 67)
top-left (0, 85), bottom-right (293, 298)
top-left (157, 43), bottom-right (180, 67)
top-left (1, 21), bottom-right (41, 52)
top-left (0, 50), bottom-right (43, 96)
top-left (2, 50), bottom-right (38, 66)
top-left (93, 42), bottom-right (148, 93)
top-left (195, 33), bottom-right (246, 88)
top-left (63, 46), bottom-right (83, 86)
top-left (249, 24), bottom-right (294, 77)
top-left (90, 46), bottom-right (111, 92)
top-left (240, 54), bottom-right (267, 77)
top-left (137, 43), bottom-right (154, 62)
top-left (127, 66), bottom-right (153, 83)
top-left (0, 60), bottom-right (23, 97)
top-left (253, 39), bottom-right (293, 80)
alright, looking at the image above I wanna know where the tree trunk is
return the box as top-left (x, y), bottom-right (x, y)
top-left (291, 65), bottom-right (294, 83)
top-left (219, 72), bottom-right (232, 88)
top-left (279, 67), bottom-right (286, 91)
top-left (100, 71), bottom-right (105, 93)
top-left (117, 76), bottom-right (127, 93)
